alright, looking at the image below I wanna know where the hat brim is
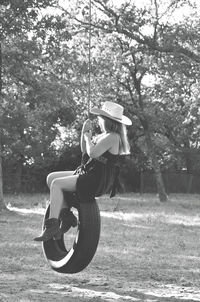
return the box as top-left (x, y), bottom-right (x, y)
top-left (90, 108), bottom-right (132, 126)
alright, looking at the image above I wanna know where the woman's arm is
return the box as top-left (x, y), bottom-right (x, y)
top-left (80, 131), bottom-right (86, 153)
top-left (84, 132), bottom-right (118, 158)
top-left (80, 119), bottom-right (93, 153)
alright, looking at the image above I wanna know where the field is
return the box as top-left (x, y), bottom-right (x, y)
top-left (0, 193), bottom-right (200, 302)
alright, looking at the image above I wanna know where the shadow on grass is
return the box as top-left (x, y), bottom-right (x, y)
top-left (1, 193), bottom-right (200, 302)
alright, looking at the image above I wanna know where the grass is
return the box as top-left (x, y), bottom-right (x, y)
top-left (1, 193), bottom-right (200, 301)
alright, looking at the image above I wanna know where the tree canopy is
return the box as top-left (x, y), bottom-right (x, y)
top-left (0, 0), bottom-right (200, 204)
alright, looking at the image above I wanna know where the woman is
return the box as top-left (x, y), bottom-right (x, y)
top-left (34, 101), bottom-right (132, 242)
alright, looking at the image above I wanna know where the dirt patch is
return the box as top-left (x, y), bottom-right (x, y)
top-left (1, 193), bottom-right (200, 301)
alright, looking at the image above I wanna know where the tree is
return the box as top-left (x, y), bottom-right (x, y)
top-left (1, 0), bottom-right (200, 197)
top-left (0, 42), bottom-right (4, 207)
top-left (0, 0), bottom-right (62, 208)
top-left (152, 52), bottom-right (200, 174)
top-left (66, 0), bottom-right (200, 200)
top-left (1, 1), bottom-right (99, 195)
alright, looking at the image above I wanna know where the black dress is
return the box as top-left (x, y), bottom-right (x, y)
top-left (75, 151), bottom-right (120, 202)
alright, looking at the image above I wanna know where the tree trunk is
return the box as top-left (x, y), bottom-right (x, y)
top-left (0, 42), bottom-right (6, 210)
top-left (140, 170), bottom-right (144, 194)
top-left (144, 124), bottom-right (168, 202)
top-left (185, 153), bottom-right (194, 193)
top-left (0, 138), bottom-right (5, 210)
top-left (14, 157), bottom-right (24, 193)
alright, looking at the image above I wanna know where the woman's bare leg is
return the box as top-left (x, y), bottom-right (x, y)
top-left (34, 174), bottom-right (78, 241)
top-left (49, 175), bottom-right (78, 219)
top-left (46, 171), bottom-right (74, 188)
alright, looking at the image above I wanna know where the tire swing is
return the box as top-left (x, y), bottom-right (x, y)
top-left (42, 192), bottom-right (101, 274)
top-left (42, 1), bottom-right (100, 274)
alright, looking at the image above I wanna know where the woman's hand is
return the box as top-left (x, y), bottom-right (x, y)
top-left (81, 119), bottom-right (92, 134)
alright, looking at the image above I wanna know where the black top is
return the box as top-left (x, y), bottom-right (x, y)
top-left (75, 151), bottom-right (120, 202)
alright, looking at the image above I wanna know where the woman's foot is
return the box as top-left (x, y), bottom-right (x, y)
top-left (59, 208), bottom-right (78, 233)
top-left (34, 218), bottom-right (62, 242)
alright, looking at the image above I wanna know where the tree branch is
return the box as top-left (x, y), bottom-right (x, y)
top-left (92, 0), bottom-right (200, 63)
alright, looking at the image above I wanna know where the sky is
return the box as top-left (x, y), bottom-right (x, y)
top-left (58, 0), bottom-right (200, 23)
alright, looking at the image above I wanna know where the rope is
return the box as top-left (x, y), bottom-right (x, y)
top-left (88, 0), bottom-right (92, 116)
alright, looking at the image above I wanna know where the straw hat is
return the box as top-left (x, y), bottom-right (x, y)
top-left (90, 101), bottom-right (132, 126)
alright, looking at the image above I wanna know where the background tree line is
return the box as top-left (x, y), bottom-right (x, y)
top-left (0, 0), bottom-right (200, 208)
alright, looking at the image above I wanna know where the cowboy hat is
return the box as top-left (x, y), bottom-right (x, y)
top-left (90, 101), bottom-right (132, 126)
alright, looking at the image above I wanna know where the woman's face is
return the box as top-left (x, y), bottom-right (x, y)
top-left (97, 116), bottom-right (105, 132)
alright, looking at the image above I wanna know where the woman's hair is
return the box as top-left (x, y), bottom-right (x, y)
top-left (100, 115), bottom-right (130, 155)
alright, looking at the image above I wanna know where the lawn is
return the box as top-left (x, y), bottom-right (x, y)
top-left (0, 193), bottom-right (200, 302)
